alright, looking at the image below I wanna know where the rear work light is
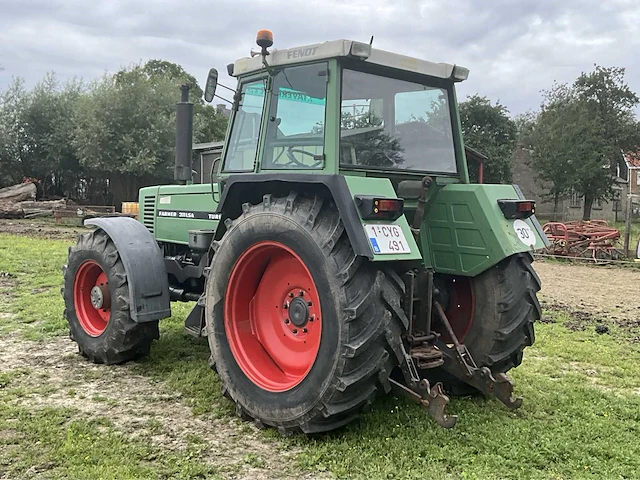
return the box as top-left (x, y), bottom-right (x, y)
top-left (498, 199), bottom-right (536, 219)
top-left (354, 195), bottom-right (404, 221)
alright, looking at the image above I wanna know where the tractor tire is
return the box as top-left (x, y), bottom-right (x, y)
top-left (62, 229), bottom-right (159, 365)
top-left (431, 252), bottom-right (541, 394)
top-left (205, 193), bottom-right (407, 434)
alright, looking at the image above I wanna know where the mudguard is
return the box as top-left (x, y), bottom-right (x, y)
top-left (420, 183), bottom-right (550, 277)
top-left (217, 173), bottom-right (375, 258)
top-left (85, 217), bottom-right (171, 322)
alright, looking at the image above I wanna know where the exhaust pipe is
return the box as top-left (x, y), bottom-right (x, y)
top-left (175, 84), bottom-right (194, 184)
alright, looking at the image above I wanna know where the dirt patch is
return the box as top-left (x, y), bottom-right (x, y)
top-left (0, 219), bottom-right (83, 240)
top-left (0, 334), bottom-right (313, 479)
top-left (535, 260), bottom-right (640, 326)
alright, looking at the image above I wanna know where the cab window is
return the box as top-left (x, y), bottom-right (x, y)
top-left (262, 63), bottom-right (328, 169)
top-left (223, 79), bottom-right (266, 172)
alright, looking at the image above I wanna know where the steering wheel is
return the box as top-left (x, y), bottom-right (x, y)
top-left (275, 147), bottom-right (324, 168)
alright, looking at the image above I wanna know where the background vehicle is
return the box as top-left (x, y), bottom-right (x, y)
top-left (62, 31), bottom-right (547, 433)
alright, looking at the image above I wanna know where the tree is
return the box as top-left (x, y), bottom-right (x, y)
top-left (530, 66), bottom-right (640, 220)
top-left (0, 74), bottom-right (86, 195)
top-left (529, 84), bottom-right (595, 216)
top-left (194, 103), bottom-right (228, 144)
top-left (73, 60), bottom-right (228, 207)
top-left (514, 111), bottom-right (536, 148)
top-left (574, 66), bottom-right (640, 179)
top-left (73, 70), bottom-right (177, 206)
top-left (459, 95), bottom-right (517, 184)
top-left (20, 73), bottom-right (85, 197)
top-left (0, 78), bottom-right (30, 187)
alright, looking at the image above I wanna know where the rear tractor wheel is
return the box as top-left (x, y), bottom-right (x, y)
top-left (62, 229), bottom-right (159, 364)
top-left (206, 193), bottom-right (408, 434)
top-left (430, 253), bottom-right (541, 393)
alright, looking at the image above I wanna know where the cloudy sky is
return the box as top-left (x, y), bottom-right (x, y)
top-left (1, 0), bottom-right (639, 116)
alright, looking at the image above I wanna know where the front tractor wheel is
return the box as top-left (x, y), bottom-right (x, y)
top-left (431, 253), bottom-right (541, 393)
top-left (63, 230), bottom-right (159, 364)
top-left (206, 193), bottom-right (407, 434)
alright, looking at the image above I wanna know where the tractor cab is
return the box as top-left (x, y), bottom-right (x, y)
top-left (207, 34), bottom-right (470, 187)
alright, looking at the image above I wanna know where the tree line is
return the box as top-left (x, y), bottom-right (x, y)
top-left (0, 60), bottom-right (228, 207)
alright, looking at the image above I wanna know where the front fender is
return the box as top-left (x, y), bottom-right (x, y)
top-left (85, 217), bottom-right (171, 322)
top-left (421, 184), bottom-right (549, 277)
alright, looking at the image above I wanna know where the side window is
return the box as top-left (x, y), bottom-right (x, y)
top-left (340, 98), bottom-right (385, 165)
top-left (263, 63), bottom-right (328, 169)
top-left (394, 89), bottom-right (456, 173)
top-left (223, 80), bottom-right (266, 172)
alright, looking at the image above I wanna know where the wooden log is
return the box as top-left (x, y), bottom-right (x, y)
top-left (0, 202), bottom-right (24, 219)
top-left (23, 210), bottom-right (53, 219)
top-left (0, 183), bottom-right (37, 203)
top-left (17, 199), bottom-right (68, 214)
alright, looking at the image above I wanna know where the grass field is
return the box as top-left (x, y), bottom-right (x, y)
top-left (2, 228), bottom-right (640, 479)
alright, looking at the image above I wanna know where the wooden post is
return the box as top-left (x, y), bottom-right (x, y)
top-left (624, 194), bottom-right (632, 257)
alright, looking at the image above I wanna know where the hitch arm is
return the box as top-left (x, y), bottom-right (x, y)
top-left (389, 378), bottom-right (457, 428)
top-left (392, 343), bottom-right (458, 428)
top-left (434, 301), bottom-right (523, 410)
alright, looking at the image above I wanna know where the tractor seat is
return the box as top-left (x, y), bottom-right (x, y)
top-left (397, 180), bottom-right (423, 200)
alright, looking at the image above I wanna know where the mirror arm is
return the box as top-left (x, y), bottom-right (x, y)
top-left (218, 83), bottom-right (237, 94)
top-left (214, 94), bottom-right (233, 104)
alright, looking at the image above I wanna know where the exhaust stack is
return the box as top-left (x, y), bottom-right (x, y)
top-left (175, 84), bottom-right (194, 184)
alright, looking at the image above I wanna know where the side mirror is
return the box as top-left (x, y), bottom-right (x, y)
top-left (204, 68), bottom-right (218, 103)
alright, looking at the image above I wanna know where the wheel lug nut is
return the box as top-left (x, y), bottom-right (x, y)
top-left (289, 292), bottom-right (294, 298)
top-left (284, 318), bottom-right (290, 324)
top-left (283, 302), bottom-right (289, 309)
top-left (309, 315), bottom-right (315, 322)
top-left (299, 290), bottom-right (304, 296)
top-left (302, 328), bottom-right (308, 333)
top-left (292, 328), bottom-right (298, 334)
top-left (307, 301), bottom-right (313, 307)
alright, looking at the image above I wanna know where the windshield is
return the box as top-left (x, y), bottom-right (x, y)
top-left (340, 68), bottom-right (457, 173)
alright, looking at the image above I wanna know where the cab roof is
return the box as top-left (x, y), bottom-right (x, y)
top-left (231, 39), bottom-right (467, 81)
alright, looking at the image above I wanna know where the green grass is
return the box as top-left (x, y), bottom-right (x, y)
top-left (0, 233), bottom-right (70, 338)
top-left (0, 404), bottom-right (220, 479)
top-left (3, 231), bottom-right (640, 478)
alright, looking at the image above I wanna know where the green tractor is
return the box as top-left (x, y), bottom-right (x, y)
top-left (62, 31), bottom-right (547, 433)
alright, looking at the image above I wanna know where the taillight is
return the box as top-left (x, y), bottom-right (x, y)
top-left (516, 201), bottom-right (533, 213)
top-left (498, 199), bottom-right (536, 219)
top-left (355, 196), bottom-right (404, 221)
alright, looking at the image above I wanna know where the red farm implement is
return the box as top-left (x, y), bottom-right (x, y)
top-left (542, 220), bottom-right (622, 261)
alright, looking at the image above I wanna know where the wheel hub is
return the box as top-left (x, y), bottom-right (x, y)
top-left (288, 295), bottom-right (310, 327)
top-left (90, 285), bottom-right (110, 309)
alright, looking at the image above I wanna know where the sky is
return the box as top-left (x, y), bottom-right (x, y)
top-left (1, 0), bottom-right (639, 117)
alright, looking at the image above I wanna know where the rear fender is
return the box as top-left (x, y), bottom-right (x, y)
top-left (421, 183), bottom-right (550, 277)
top-left (84, 217), bottom-right (171, 322)
top-left (215, 173), bottom-right (421, 262)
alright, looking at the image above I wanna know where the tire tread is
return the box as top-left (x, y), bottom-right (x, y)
top-left (209, 194), bottom-right (407, 434)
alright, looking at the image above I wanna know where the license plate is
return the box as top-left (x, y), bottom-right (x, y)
top-left (363, 224), bottom-right (412, 254)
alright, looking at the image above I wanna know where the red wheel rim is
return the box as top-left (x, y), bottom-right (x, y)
top-left (438, 276), bottom-right (474, 343)
top-left (73, 260), bottom-right (111, 337)
top-left (224, 241), bottom-right (322, 392)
